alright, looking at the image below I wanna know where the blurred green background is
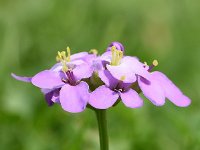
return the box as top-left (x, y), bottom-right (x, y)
top-left (0, 0), bottom-right (200, 149)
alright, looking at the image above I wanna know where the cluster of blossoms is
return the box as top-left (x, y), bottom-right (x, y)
top-left (12, 42), bottom-right (191, 113)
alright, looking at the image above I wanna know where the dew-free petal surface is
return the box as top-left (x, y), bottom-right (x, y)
top-left (152, 71), bottom-right (191, 107)
top-left (89, 85), bottom-right (119, 109)
top-left (122, 56), bottom-right (151, 80)
top-left (120, 89), bottom-right (143, 108)
top-left (73, 63), bottom-right (93, 81)
top-left (11, 73), bottom-right (32, 82)
top-left (60, 81), bottom-right (89, 113)
top-left (98, 70), bottom-right (118, 88)
top-left (107, 64), bottom-right (137, 83)
top-left (138, 76), bottom-right (165, 106)
top-left (31, 70), bottom-right (64, 89)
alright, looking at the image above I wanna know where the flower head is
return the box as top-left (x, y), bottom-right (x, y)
top-left (99, 42), bottom-right (151, 83)
top-left (12, 42), bottom-right (191, 113)
top-left (12, 47), bottom-right (94, 113)
top-left (89, 42), bottom-right (191, 109)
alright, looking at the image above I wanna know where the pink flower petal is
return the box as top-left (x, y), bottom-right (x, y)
top-left (98, 70), bottom-right (118, 88)
top-left (151, 71), bottom-right (191, 107)
top-left (120, 89), bottom-right (143, 108)
top-left (31, 70), bottom-right (64, 89)
top-left (107, 64), bottom-right (137, 83)
top-left (73, 63), bottom-right (93, 81)
top-left (106, 56), bottom-right (151, 83)
top-left (70, 52), bottom-right (89, 60)
top-left (45, 92), bottom-right (54, 106)
top-left (11, 73), bottom-right (32, 82)
top-left (60, 81), bottom-right (89, 113)
top-left (100, 51), bottom-right (112, 62)
top-left (138, 76), bottom-right (165, 106)
top-left (122, 56), bottom-right (151, 80)
top-left (89, 85), bottom-right (119, 109)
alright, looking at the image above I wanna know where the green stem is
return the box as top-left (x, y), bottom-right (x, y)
top-left (95, 109), bottom-right (109, 150)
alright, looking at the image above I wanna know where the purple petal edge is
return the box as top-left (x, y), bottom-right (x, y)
top-left (11, 73), bottom-right (32, 82)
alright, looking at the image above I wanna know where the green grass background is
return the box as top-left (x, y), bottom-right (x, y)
top-left (0, 0), bottom-right (200, 149)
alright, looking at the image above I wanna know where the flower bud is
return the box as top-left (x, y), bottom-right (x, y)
top-left (106, 42), bottom-right (124, 52)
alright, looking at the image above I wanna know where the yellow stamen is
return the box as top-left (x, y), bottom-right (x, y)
top-left (153, 60), bottom-right (158, 66)
top-left (110, 46), bottom-right (123, 66)
top-left (56, 47), bottom-right (72, 72)
top-left (89, 49), bottom-right (98, 55)
top-left (62, 64), bottom-right (68, 72)
top-left (111, 47), bottom-right (115, 65)
top-left (120, 75), bottom-right (126, 81)
top-left (56, 52), bottom-right (61, 62)
top-left (111, 46), bottom-right (116, 65)
top-left (66, 47), bottom-right (71, 62)
top-left (144, 62), bottom-right (148, 66)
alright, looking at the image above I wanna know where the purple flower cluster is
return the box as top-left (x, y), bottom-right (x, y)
top-left (12, 42), bottom-right (191, 113)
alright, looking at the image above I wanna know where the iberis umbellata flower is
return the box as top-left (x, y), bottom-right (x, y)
top-left (12, 47), bottom-right (94, 113)
top-left (12, 42), bottom-right (191, 113)
top-left (89, 42), bottom-right (191, 108)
